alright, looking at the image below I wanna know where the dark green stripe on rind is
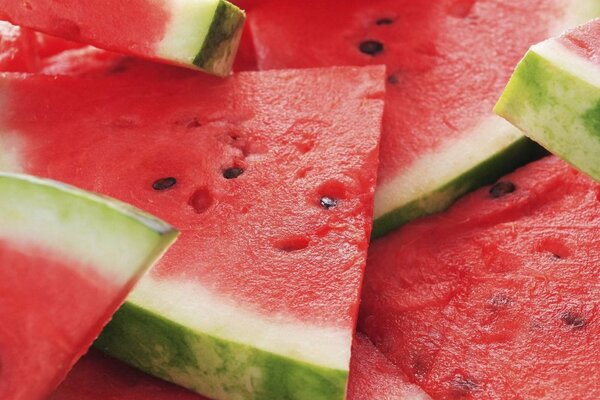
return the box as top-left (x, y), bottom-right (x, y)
top-left (95, 302), bottom-right (347, 400)
top-left (371, 136), bottom-right (546, 238)
top-left (194, 0), bottom-right (246, 76)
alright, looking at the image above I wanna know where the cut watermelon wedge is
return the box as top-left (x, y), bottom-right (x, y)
top-left (246, 0), bottom-right (600, 237)
top-left (0, 0), bottom-right (245, 76)
top-left (496, 17), bottom-right (600, 183)
top-left (0, 66), bottom-right (384, 399)
top-left (360, 156), bottom-right (600, 399)
top-left (0, 21), bottom-right (37, 72)
top-left (50, 335), bottom-right (429, 400)
top-left (0, 173), bottom-right (177, 400)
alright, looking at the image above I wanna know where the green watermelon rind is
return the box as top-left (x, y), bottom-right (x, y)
top-left (193, 0), bottom-right (246, 75)
top-left (95, 302), bottom-right (347, 400)
top-left (0, 172), bottom-right (178, 280)
top-left (495, 39), bottom-right (600, 182)
top-left (372, 135), bottom-right (544, 238)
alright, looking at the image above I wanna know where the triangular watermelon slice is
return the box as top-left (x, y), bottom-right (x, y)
top-left (496, 17), bottom-right (600, 183)
top-left (0, 0), bottom-right (245, 76)
top-left (360, 156), bottom-right (600, 398)
top-left (0, 173), bottom-right (177, 400)
top-left (245, 0), bottom-right (600, 237)
top-left (0, 66), bottom-right (385, 399)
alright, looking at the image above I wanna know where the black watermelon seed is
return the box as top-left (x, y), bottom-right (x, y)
top-left (320, 196), bottom-right (338, 209)
top-left (152, 177), bottom-right (177, 191)
top-left (489, 181), bottom-right (516, 198)
top-left (359, 40), bottom-right (384, 56)
top-left (561, 312), bottom-right (586, 329)
top-left (223, 167), bottom-right (244, 179)
top-left (376, 18), bottom-right (394, 25)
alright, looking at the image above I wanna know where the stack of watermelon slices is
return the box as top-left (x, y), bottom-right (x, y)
top-left (2, 0), bottom-right (600, 399)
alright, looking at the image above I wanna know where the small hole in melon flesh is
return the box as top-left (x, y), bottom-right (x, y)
top-left (536, 238), bottom-right (571, 259)
top-left (272, 236), bottom-right (310, 252)
top-left (447, 0), bottom-right (477, 18)
top-left (387, 74), bottom-right (400, 84)
top-left (188, 188), bottom-right (213, 214)
top-left (451, 374), bottom-right (479, 395)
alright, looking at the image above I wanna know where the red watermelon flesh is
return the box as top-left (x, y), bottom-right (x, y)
top-left (360, 156), bottom-right (600, 399)
top-left (34, 31), bottom-right (85, 59)
top-left (50, 335), bottom-right (429, 400)
top-left (0, 67), bottom-right (384, 399)
top-left (246, 0), bottom-right (598, 236)
top-left (0, 21), bottom-right (38, 71)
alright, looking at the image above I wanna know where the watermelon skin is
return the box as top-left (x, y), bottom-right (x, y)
top-left (496, 18), bottom-right (600, 183)
top-left (0, 21), bottom-right (38, 72)
top-left (0, 173), bottom-right (177, 400)
top-left (247, 0), bottom-right (600, 237)
top-left (0, 67), bottom-right (384, 399)
top-left (51, 335), bottom-right (428, 400)
top-left (359, 156), bottom-right (600, 399)
top-left (0, 0), bottom-right (245, 76)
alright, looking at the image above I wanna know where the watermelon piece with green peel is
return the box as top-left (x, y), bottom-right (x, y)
top-left (359, 156), bottom-right (600, 399)
top-left (50, 335), bottom-right (430, 400)
top-left (247, 0), bottom-right (600, 237)
top-left (0, 66), bottom-right (385, 400)
top-left (0, 0), bottom-right (245, 76)
top-left (496, 17), bottom-right (600, 183)
top-left (0, 173), bottom-right (178, 400)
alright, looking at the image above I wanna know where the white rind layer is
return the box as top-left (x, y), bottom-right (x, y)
top-left (373, 115), bottom-right (523, 219)
top-left (156, 0), bottom-right (221, 64)
top-left (0, 173), bottom-right (176, 284)
top-left (129, 275), bottom-right (352, 371)
top-left (531, 38), bottom-right (600, 87)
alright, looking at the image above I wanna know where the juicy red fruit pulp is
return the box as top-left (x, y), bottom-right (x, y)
top-left (360, 157), bottom-right (600, 399)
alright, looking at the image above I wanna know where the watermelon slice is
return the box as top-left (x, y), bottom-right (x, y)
top-left (0, 66), bottom-right (385, 399)
top-left (50, 335), bottom-right (430, 400)
top-left (496, 17), bottom-right (600, 183)
top-left (0, 173), bottom-right (177, 400)
top-left (0, 21), bottom-right (38, 72)
top-left (359, 156), bottom-right (600, 399)
top-left (0, 0), bottom-right (245, 76)
top-left (246, 0), bottom-right (600, 237)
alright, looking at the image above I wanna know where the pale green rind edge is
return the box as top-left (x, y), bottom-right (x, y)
top-left (495, 49), bottom-right (600, 182)
top-left (193, 0), bottom-right (246, 76)
top-left (371, 136), bottom-right (545, 238)
top-left (95, 302), bottom-right (347, 400)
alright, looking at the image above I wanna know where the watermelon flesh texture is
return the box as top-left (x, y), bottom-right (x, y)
top-left (359, 156), bottom-right (600, 399)
top-left (0, 67), bottom-right (384, 399)
top-left (496, 17), bottom-right (600, 183)
top-left (0, 173), bottom-right (177, 400)
top-left (50, 335), bottom-right (429, 400)
top-left (0, 21), bottom-right (38, 71)
top-left (246, 0), bottom-right (600, 237)
top-left (0, 0), bottom-right (245, 76)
